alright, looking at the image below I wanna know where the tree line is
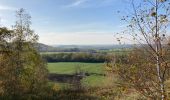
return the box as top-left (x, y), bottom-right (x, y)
top-left (41, 52), bottom-right (108, 63)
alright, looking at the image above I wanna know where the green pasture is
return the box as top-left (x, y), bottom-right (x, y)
top-left (47, 62), bottom-right (109, 87)
top-left (48, 62), bottom-right (104, 74)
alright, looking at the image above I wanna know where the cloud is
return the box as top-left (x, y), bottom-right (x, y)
top-left (63, 0), bottom-right (116, 8)
top-left (70, 0), bottom-right (87, 7)
top-left (63, 0), bottom-right (88, 8)
top-left (0, 5), bottom-right (17, 11)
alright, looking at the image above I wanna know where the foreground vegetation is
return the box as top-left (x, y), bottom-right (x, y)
top-left (0, 9), bottom-right (48, 99)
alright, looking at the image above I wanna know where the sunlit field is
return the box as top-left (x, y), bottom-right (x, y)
top-left (48, 62), bottom-right (107, 87)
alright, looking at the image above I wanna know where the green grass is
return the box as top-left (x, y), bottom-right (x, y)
top-left (82, 75), bottom-right (106, 87)
top-left (47, 62), bottom-right (107, 87)
top-left (48, 62), bottom-right (104, 74)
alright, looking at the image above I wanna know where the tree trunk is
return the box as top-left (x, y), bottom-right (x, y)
top-left (156, 42), bottom-right (165, 100)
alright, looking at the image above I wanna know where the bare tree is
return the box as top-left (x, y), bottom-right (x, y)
top-left (112, 0), bottom-right (170, 99)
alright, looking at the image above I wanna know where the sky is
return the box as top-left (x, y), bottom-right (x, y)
top-left (0, 0), bottom-right (131, 45)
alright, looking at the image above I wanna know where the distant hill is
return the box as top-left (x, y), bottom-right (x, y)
top-left (54, 44), bottom-right (133, 50)
top-left (34, 43), bottom-right (57, 52)
top-left (35, 43), bottom-right (133, 52)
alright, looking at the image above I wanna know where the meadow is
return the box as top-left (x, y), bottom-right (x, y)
top-left (48, 62), bottom-right (108, 87)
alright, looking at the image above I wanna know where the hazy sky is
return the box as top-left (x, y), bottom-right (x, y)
top-left (0, 0), bottom-right (131, 45)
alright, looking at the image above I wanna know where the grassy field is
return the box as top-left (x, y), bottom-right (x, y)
top-left (48, 62), bottom-right (104, 74)
top-left (48, 62), bottom-right (108, 87)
